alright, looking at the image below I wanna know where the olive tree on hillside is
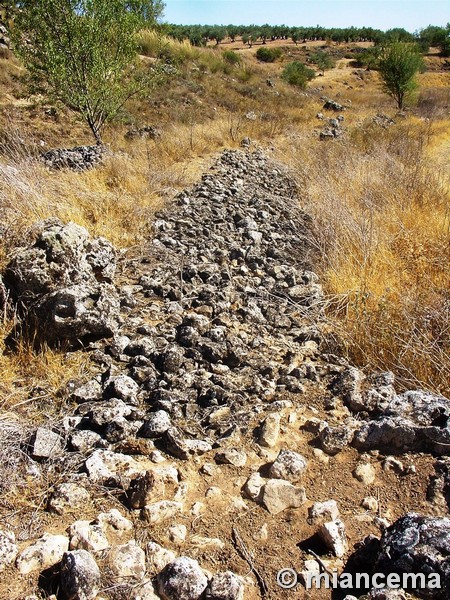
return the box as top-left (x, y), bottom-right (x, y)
top-left (12, 0), bottom-right (165, 143)
top-left (310, 49), bottom-right (335, 75)
top-left (377, 42), bottom-right (424, 109)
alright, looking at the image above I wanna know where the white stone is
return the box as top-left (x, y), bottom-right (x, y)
top-left (142, 501), bottom-right (183, 524)
top-left (48, 483), bottom-right (91, 515)
top-left (0, 530), bottom-right (18, 572)
top-left (69, 521), bottom-right (110, 552)
top-left (108, 541), bottom-right (146, 581)
top-left (318, 520), bottom-right (348, 558)
top-left (96, 509), bottom-right (133, 534)
top-left (261, 479), bottom-right (306, 515)
top-left (243, 472), bottom-right (265, 502)
top-left (146, 542), bottom-right (177, 575)
top-left (354, 463), bottom-right (376, 485)
top-left (259, 413), bottom-right (281, 448)
top-left (361, 497), bottom-right (379, 512)
top-left (308, 500), bottom-right (340, 524)
top-left (168, 525), bottom-right (187, 546)
top-left (16, 534), bottom-right (69, 574)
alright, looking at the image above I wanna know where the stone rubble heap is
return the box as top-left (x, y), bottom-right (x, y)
top-left (1, 149), bottom-right (449, 599)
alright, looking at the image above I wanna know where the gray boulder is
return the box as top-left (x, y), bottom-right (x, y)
top-left (205, 571), bottom-right (244, 600)
top-left (61, 549), bottom-right (101, 600)
top-left (42, 145), bottom-right (105, 171)
top-left (4, 219), bottom-right (120, 347)
top-left (157, 556), bottom-right (208, 600)
top-left (354, 390), bottom-right (450, 454)
top-left (374, 513), bottom-right (450, 599)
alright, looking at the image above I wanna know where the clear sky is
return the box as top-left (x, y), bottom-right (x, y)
top-left (163, 1), bottom-right (449, 32)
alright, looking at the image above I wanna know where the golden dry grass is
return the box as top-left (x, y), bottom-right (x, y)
top-left (278, 119), bottom-right (449, 394)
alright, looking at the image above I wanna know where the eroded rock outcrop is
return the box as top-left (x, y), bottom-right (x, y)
top-left (4, 219), bottom-right (120, 347)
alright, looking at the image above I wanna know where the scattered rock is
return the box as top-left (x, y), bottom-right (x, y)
top-left (261, 479), bottom-right (306, 515)
top-left (269, 449), bottom-right (308, 482)
top-left (48, 483), bottom-right (91, 515)
top-left (318, 519), bottom-right (348, 557)
top-left (0, 530), bottom-right (18, 572)
top-left (30, 427), bottom-right (64, 460)
top-left (142, 501), bottom-right (183, 524)
top-left (374, 513), bottom-right (450, 599)
top-left (61, 549), bottom-right (101, 600)
top-left (146, 542), bottom-right (177, 575)
top-left (16, 533), bottom-right (69, 574)
top-left (259, 413), bottom-right (281, 448)
top-left (354, 463), bottom-right (376, 485)
top-left (215, 448), bottom-right (247, 467)
top-left (157, 556), bottom-right (208, 600)
top-left (4, 219), bottom-right (120, 347)
top-left (205, 571), bottom-right (244, 600)
top-left (42, 145), bottom-right (105, 171)
top-left (308, 500), bottom-right (340, 525)
top-left (128, 470), bottom-right (166, 509)
top-left (319, 423), bottom-right (354, 455)
top-left (353, 390), bottom-right (450, 454)
top-left (68, 520), bottom-right (110, 552)
top-left (108, 541), bottom-right (146, 581)
top-left (361, 497), bottom-right (379, 512)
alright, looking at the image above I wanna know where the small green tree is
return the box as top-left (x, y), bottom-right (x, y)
top-left (310, 49), bottom-right (335, 75)
top-left (282, 61), bottom-right (315, 88)
top-left (377, 42), bottom-right (424, 109)
top-left (256, 46), bottom-right (282, 63)
top-left (12, 0), bottom-right (165, 143)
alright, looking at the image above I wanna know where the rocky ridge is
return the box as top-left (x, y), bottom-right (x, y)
top-left (0, 149), bottom-right (449, 600)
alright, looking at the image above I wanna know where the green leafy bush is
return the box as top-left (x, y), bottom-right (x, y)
top-left (256, 47), bottom-right (282, 63)
top-left (281, 61), bottom-right (315, 88)
top-left (222, 50), bottom-right (242, 66)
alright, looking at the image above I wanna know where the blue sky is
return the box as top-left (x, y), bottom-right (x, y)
top-left (163, 1), bottom-right (449, 31)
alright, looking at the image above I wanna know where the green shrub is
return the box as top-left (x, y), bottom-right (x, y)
top-left (281, 61), bottom-right (315, 88)
top-left (222, 49), bottom-right (241, 66)
top-left (256, 46), bottom-right (282, 63)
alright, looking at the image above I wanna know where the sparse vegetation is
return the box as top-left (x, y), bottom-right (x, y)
top-left (310, 49), bottom-right (335, 74)
top-left (377, 42), bottom-right (425, 109)
top-left (12, 0), bottom-right (165, 142)
top-left (256, 46), bottom-right (283, 62)
top-left (281, 61), bottom-right (315, 88)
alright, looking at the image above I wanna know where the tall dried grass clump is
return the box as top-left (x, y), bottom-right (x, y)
top-left (284, 121), bottom-right (449, 394)
top-left (137, 29), bottom-right (200, 63)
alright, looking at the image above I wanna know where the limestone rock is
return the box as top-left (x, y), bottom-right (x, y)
top-left (215, 448), bottom-right (247, 468)
top-left (0, 530), bottom-right (18, 572)
top-left (16, 533), bottom-right (69, 574)
top-left (374, 513), bottom-right (450, 599)
top-left (68, 521), bottom-right (110, 552)
top-left (308, 500), bottom-right (340, 525)
top-left (269, 449), bottom-right (308, 483)
top-left (30, 427), bottom-right (64, 460)
top-left (61, 549), bottom-right (101, 600)
top-left (4, 219), bottom-right (119, 347)
top-left (157, 556), bottom-right (208, 600)
top-left (142, 501), bottom-right (183, 524)
top-left (146, 542), bottom-right (177, 575)
top-left (354, 463), bottom-right (376, 485)
top-left (108, 541), bottom-right (146, 581)
top-left (261, 479), bottom-right (306, 515)
top-left (259, 413), bottom-right (281, 448)
top-left (205, 571), bottom-right (244, 600)
top-left (128, 470), bottom-right (166, 509)
top-left (318, 519), bottom-right (348, 558)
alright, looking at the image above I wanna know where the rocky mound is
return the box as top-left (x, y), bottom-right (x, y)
top-left (1, 149), bottom-right (449, 600)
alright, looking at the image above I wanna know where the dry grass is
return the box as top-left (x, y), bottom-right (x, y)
top-left (279, 119), bottom-right (450, 395)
